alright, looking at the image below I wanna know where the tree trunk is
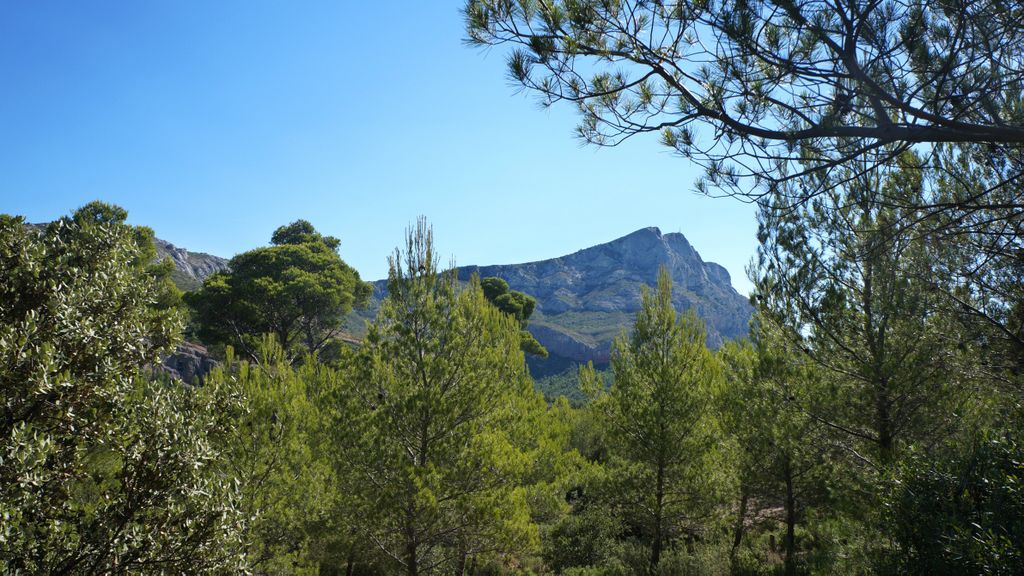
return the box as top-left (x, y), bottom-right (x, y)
top-left (456, 538), bottom-right (467, 576)
top-left (277, 326), bottom-right (290, 351)
top-left (405, 503), bottom-right (418, 576)
top-left (731, 492), bottom-right (749, 558)
top-left (876, 378), bottom-right (894, 467)
top-left (345, 547), bottom-right (355, 576)
top-left (863, 246), bottom-right (895, 468)
top-left (784, 458), bottom-right (796, 576)
top-left (405, 539), bottom-right (418, 576)
top-left (650, 459), bottom-right (665, 574)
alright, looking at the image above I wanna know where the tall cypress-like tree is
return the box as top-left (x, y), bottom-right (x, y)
top-left (581, 267), bottom-right (733, 573)
top-left (337, 218), bottom-right (537, 576)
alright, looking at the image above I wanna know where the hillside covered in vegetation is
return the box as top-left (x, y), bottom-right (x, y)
top-left (4, 1), bottom-right (1023, 574)
top-left (4, 194), bottom-right (1022, 575)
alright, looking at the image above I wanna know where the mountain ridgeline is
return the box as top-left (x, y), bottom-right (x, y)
top-left (457, 227), bottom-right (752, 376)
top-left (158, 226), bottom-right (752, 379)
top-left (345, 227), bottom-right (752, 379)
top-left (154, 239), bottom-right (229, 291)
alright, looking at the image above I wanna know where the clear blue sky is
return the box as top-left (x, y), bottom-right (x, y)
top-left (0, 1), bottom-right (758, 294)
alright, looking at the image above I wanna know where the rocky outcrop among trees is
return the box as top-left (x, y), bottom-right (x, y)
top-left (157, 342), bottom-right (218, 384)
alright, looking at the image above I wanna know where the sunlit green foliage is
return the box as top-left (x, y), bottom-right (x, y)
top-left (578, 267), bottom-right (735, 573)
top-left (5, 193), bottom-right (1020, 575)
top-left (0, 203), bottom-right (247, 574)
top-left (186, 219), bottom-right (371, 360)
top-left (535, 365), bottom-right (612, 406)
top-left (332, 219), bottom-right (543, 575)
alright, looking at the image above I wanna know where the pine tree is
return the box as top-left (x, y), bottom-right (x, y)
top-left (336, 218), bottom-right (538, 575)
top-left (186, 219), bottom-right (371, 360)
top-left (755, 156), bottom-right (966, 470)
top-left (581, 267), bottom-right (733, 573)
top-left (719, 324), bottom-right (833, 575)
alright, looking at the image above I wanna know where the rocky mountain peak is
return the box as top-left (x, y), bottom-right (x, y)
top-left (148, 225), bottom-right (750, 381)
top-left (456, 228), bottom-right (753, 375)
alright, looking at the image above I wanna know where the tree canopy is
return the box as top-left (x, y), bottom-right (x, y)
top-left (481, 276), bottom-right (549, 357)
top-left (464, 0), bottom-right (1024, 201)
top-left (5, 202), bottom-right (1022, 573)
top-left (335, 219), bottom-right (540, 575)
top-left (755, 155), bottom-right (965, 468)
top-left (581, 267), bottom-right (732, 573)
top-left (0, 202), bottom-right (247, 574)
top-left (186, 219), bottom-right (371, 359)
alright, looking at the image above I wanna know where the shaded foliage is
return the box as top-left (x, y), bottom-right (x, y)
top-left (481, 276), bottom-right (549, 358)
top-left (887, 417), bottom-right (1024, 575)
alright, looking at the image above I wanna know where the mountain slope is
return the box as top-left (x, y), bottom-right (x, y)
top-left (456, 227), bottom-right (752, 376)
top-left (157, 226), bottom-right (753, 381)
top-left (154, 239), bottom-right (229, 291)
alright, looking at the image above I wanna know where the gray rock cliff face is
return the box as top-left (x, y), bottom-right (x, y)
top-left (154, 239), bottom-right (229, 291)
top-left (154, 342), bottom-right (218, 384)
top-left (456, 227), bottom-right (753, 376)
top-left (166, 226), bottom-right (752, 380)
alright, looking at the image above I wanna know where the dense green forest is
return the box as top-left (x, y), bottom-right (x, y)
top-left (3, 1), bottom-right (1024, 574)
top-left (3, 183), bottom-right (1021, 575)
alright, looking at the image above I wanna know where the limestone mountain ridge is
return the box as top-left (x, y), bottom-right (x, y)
top-left (455, 227), bottom-right (752, 376)
top-left (154, 238), bottom-right (229, 291)
top-left (155, 226), bottom-right (753, 379)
